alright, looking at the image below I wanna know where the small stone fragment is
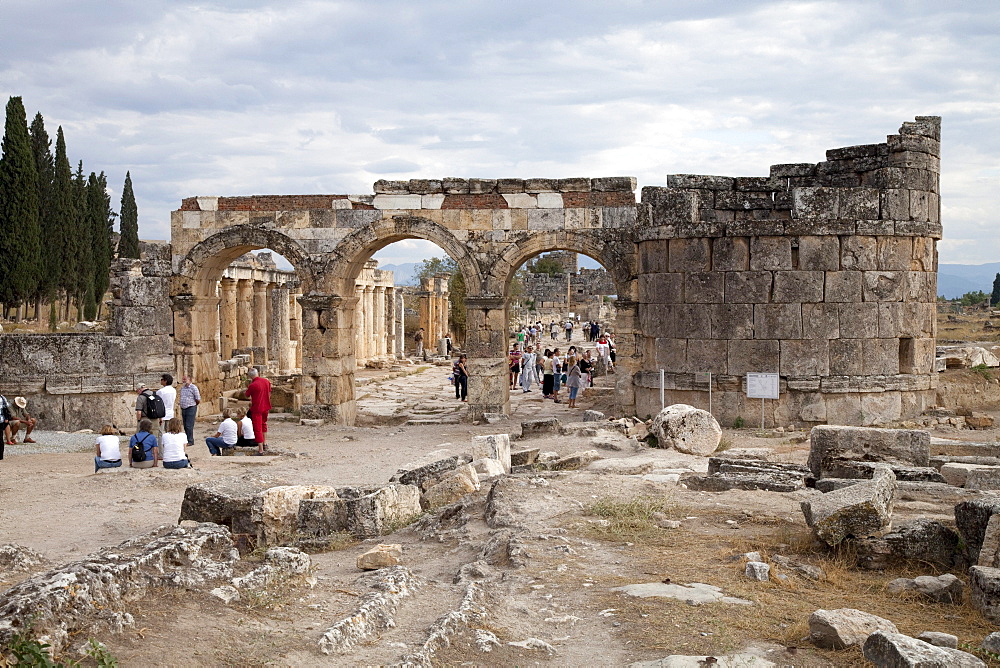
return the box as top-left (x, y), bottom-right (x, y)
top-left (863, 631), bottom-right (985, 667)
top-left (886, 574), bottom-right (963, 604)
top-left (981, 631), bottom-right (1000, 654)
top-left (357, 544), bottom-right (403, 570)
top-left (916, 631), bottom-right (958, 649)
top-left (808, 608), bottom-right (899, 649)
top-left (745, 562), bottom-right (770, 581)
top-left (801, 466), bottom-right (896, 547)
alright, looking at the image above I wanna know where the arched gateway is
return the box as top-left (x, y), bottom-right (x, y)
top-left (171, 117), bottom-right (942, 427)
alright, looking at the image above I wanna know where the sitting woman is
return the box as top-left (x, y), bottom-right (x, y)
top-left (235, 407), bottom-right (256, 448)
top-left (94, 424), bottom-right (122, 473)
top-left (128, 418), bottom-right (159, 468)
top-left (206, 409), bottom-right (238, 456)
top-left (160, 417), bottom-right (191, 469)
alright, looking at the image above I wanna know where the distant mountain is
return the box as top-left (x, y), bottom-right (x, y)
top-left (938, 263), bottom-right (1000, 299)
top-left (377, 262), bottom-right (420, 286)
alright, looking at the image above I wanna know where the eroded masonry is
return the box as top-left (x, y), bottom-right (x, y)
top-left (0, 116), bottom-right (941, 429)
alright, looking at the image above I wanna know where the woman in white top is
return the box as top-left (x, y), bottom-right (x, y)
top-left (94, 424), bottom-right (122, 473)
top-left (206, 409), bottom-right (239, 456)
top-left (235, 407), bottom-right (255, 448)
top-left (161, 417), bottom-right (191, 469)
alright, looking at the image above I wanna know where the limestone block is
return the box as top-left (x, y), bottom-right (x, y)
top-left (392, 455), bottom-right (468, 491)
top-left (675, 304), bottom-right (712, 339)
top-left (754, 304), bottom-right (802, 340)
top-left (808, 608), bottom-right (898, 649)
top-left (373, 194), bottom-right (422, 209)
top-left (712, 237), bottom-right (749, 270)
top-left (780, 340), bottom-right (829, 376)
top-left (917, 632), bottom-right (958, 649)
top-left (941, 463), bottom-right (996, 487)
top-left (339, 483), bottom-right (422, 538)
top-left (652, 338), bottom-right (686, 368)
top-left (668, 238), bottom-right (711, 272)
top-left (825, 271), bottom-right (863, 302)
top-left (749, 236), bottom-right (792, 270)
top-left (683, 272), bottom-right (724, 303)
top-left (535, 193), bottom-right (564, 208)
top-left (728, 340), bottom-right (779, 376)
top-left (772, 271), bottom-right (824, 302)
top-left (982, 514), bottom-right (1000, 571)
top-left (556, 177), bottom-right (590, 192)
top-left (686, 340), bottom-right (727, 376)
top-left (807, 425), bottom-right (929, 477)
top-left (644, 188), bottom-right (698, 224)
top-left (180, 474), bottom-right (289, 538)
top-left (839, 302), bottom-right (879, 338)
top-left (336, 208), bottom-right (382, 228)
top-left (841, 236), bottom-right (877, 270)
top-left (971, 566), bottom-right (1000, 623)
top-left (965, 468), bottom-right (1000, 490)
top-left (650, 404), bottom-right (722, 456)
top-left (639, 239), bottom-right (669, 273)
top-left (877, 237), bottom-right (913, 270)
top-left (801, 303), bottom-right (839, 339)
top-left (297, 497), bottom-right (348, 537)
top-left (473, 458), bottom-right (506, 478)
top-left (796, 236), bottom-right (839, 271)
top-left (374, 179), bottom-right (409, 194)
top-left (863, 632), bottom-right (984, 668)
top-left (853, 519), bottom-right (960, 570)
top-left (710, 304), bottom-right (754, 339)
top-left (421, 464), bottom-right (480, 510)
top-left (792, 187), bottom-right (840, 220)
top-left (527, 209), bottom-right (566, 230)
top-left (863, 271), bottom-right (905, 302)
top-left (887, 574), bottom-right (963, 604)
top-left (471, 433), bottom-right (512, 473)
top-left (938, 346), bottom-right (1000, 369)
top-left (468, 178), bottom-right (498, 193)
top-left (745, 562), bottom-right (770, 581)
top-left (638, 273), bottom-right (683, 304)
top-left (592, 176), bottom-right (636, 191)
top-left (863, 339), bottom-right (900, 375)
top-left (549, 449), bottom-right (603, 470)
top-left (801, 467), bottom-right (896, 546)
top-left (877, 302), bottom-right (904, 338)
top-left (510, 448), bottom-right (540, 466)
top-left (357, 544), bottom-right (403, 570)
top-left (253, 485), bottom-right (339, 547)
top-left (724, 271), bottom-right (773, 304)
top-left (521, 418), bottom-right (561, 439)
top-left (860, 392), bottom-right (902, 425)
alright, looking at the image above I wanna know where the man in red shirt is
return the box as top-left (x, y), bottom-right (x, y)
top-left (245, 368), bottom-right (272, 455)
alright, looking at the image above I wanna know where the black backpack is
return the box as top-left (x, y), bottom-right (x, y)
top-left (143, 390), bottom-right (166, 419)
top-left (130, 433), bottom-right (151, 462)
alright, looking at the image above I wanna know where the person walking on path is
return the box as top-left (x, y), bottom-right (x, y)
top-left (178, 375), bottom-right (201, 447)
top-left (566, 356), bottom-right (584, 408)
top-left (246, 368), bottom-right (272, 455)
top-left (414, 328), bottom-right (424, 357)
top-left (520, 346), bottom-right (537, 392)
top-left (509, 344), bottom-right (522, 390)
top-left (454, 354), bottom-right (469, 402)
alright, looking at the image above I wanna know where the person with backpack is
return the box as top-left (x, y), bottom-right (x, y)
top-left (128, 418), bottom-right (159, 468)
top-left (134, 383), bottom-right (166, 428)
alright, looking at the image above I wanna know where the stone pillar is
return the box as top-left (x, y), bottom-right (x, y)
top-left (613, 298), bottom-right (640, 417)
top-left (374, 286), bottom-right (386, 357)
top-left (395, 289), bottom-right (405, 358)
top-left (464, 295), bottom-right (510, 421)
top-left (364, 286), bottom-right (375, 362)
top-left (219, 278), bottom-right (237, 360)
top-left (265, 281), bottom-right (277, 362)
top-left (384, 287), bottom-right (395, 359)
top-left (298, 293), bottom-right (357, 425)
top-left (354, 284), bottom-right (366, 363)
top-left (290, 293), bottom-right (303, 370)
top-left (172, 294), bottom-right (222, 403)
top-left (236, 279), bottom-right (253, 349)
top-left (253, 281), bottom-right (268, 361)
top-left (270, 285), bottom-right (290, 373)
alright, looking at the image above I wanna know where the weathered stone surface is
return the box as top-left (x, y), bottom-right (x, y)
top-left (772, 555), bottom-right (826, 581)
top-left (583, 410), bottom-right (606, 422)
top-left (473, 457), bottom-right (506, 478)
top-left (887, 574), bottom-right (963, 604)
top-left (391, 455), bottom-right (471, 491)
top-left (510, 448), bottom-right (540, 466)
top-left (471, 433), bottom-right (512, 473)
top-left (969, 566), bottom-right (1000, 622)
top-left (938, 345), bottom-right (1000, 369)
top-left (337, 483), bottom-right (422, 538)
top-left (917, 631), bottom-right (958, 649)
top-left (808, 425), bottom-right (930, 478)
top-left (852, 518), bottom-right (960, 570)
top-left (650, 404), bottom-right (722, 455)
top-left (955, 498), bottom-right (1000, 563)
top-left (745, 561), bottom-right (770, 581)
top-left (0, 543), bottom-right (48, 576)
top-left (319, 566), bottom-right (420, 654)
top-left (179, 474), bottom-right (288, 541)
top-left (808, 608), bottom-right (899, 649)
top-left (485, 476), bottom-right (521, 529)
top-left (357, 544), bottom-right (403, 570)
top-left (801, 466), bottom-right (896, 546)
top-left (421, 463), bottom-right (481, 510)
top-left (863, 631), bottom-right (985, 667)
top-left (0, 524), bottom-right (237, 654)
top-left (941, 463), bottom-right (999, 487)
top-left (966, 468), bottom-right (1000, 491)
top-left (981, 632), bottom-right (1000, 653)
top-left (252, 484), bottom-right (338, 547)
top-left (547, 449), bottom-right (602, 471)
top-left (520, 417), bottom-right (561, 438)
top-left (297, 497), bottom-right (348, 541)
top-left (824, 459), bottom-right (945, 483)
top-left (480, 528), bottom-right (528, 567)
top-left (630, 655), bottom-right (775, 668)
top-left (233, 546), bottom-right (311, 590)
top-left (978, 514), bottom-right (1000, 568)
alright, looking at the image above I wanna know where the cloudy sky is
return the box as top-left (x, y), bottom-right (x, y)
top-left (2, 0), bottom-right (998, 268)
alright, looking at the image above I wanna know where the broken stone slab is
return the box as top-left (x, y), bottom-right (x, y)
top-left (941, 463), bottom-right (1000, 487)
top-left (965, 468), bottom-right (1000, 490)
top-left (179, 474), bottom-right (289, 551)
top-left (318, 566), bottom-right (420, 655)
top-left (771, 555), bottom-right (826, 581)
top-left (0, 524), bottom-right (237, 655)
top-left (0, 543), bottom-right (48, 577)
top-left (613, 581), bottom-right (753, 606)
top-left (251, 484), bottom-right (339, 548)
top-left (808, 608), bottom-right (898, 649)
top-left (587, 457), bottom-right (658, 475)
top-left (896, 480), bottom-right (984, 503)
top-left (852, 518), bottom-right (960, 570)
top-left (559, 422), bottom-right (629, 437)
top-left (547, 449), bottom-right (602, 471)
top-left (933, 455), bottom-right (1000, 469)
top-left (917, 631), bottom-right (958, 649)
top-left (510, 448), bottom-right (539, 466)
top-left (421, 463), bottom-right (480, 511)
top-left (471, 433), bottom-right (512, 473)
top-left (969, 566), bottom-right (1000, 622)
top-left (823, 459), bottom-right (945, 483)
top-left (808, 425), bottom-right (930, 478)
top-left (708, 457), bottom-right (812, 478)
top-left (297, 497), bottom-right (348, 541)
top-left (357, 544), bottom-right (403, 570)
top-left (815, 478), bottom-right (865, 493)
top-left (472, 457), bottom-right (506, 478)
top-left (887, 574), bottom-right (963, 604)
top-left (582, 410), bottom-right (605, 422)
top-left (863, 631), bottom-right (985, 667)
top-left (713, 447), bottom-right (773, 460)
top-left (955, 497), bottom-right (1000, 563)
top-left (233, 546), bottom-right (311, 590)
top-left (930, 438), bottom-right (1000, 458)
top-left (336, 483), bottom-right (423, 538)
top-left (684, 471), bottom-right (805, 493)
top-left (479, 528), bottom-right (528, 567)
top-left (745, 561), bottom-right (770, 581)
top-left (649, 404), bottom-right (722, 455)
top-left (485, 477), bottom-right (521, 529)
top-left (801, 466), bottom-right (896, 546)
top-left (629, 654), bottom-right (776, 668)
top-left (937, 345), bottom-right (1000, 369)
top-left (978, 514), bottom-right (1000, 568)
top-left (390, 454), bottom-right (472, 491)
top-left (520, 417), bottom-right (561, 438)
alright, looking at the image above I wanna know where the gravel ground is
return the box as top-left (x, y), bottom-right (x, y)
top-left (3, 430), bottom-right (107, 455)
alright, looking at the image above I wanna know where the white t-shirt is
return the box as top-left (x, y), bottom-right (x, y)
top-left (158, 385), bottom-right (177, 420)
top-left (218, 418), bottom-right (238, 445)
top-left (161, 432), bottom-right (188, 462)
top-left (240, 416), bottom-right (255, 440)
top-left (96, 434), bottom-right (121, 460)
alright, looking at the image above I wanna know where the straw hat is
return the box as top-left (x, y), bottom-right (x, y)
top-left (14, 396), bottom-right (26, 409)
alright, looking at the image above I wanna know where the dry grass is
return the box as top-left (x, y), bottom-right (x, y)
top-left (937, 312), bottom-right (1000, 344)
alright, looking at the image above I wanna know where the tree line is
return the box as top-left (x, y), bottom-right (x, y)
top-left (0, 96), bottom-right (140, 325)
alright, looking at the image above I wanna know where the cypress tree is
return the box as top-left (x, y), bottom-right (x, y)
top-left (85, 171), bottom-right (114, 320)
top-left (992, 273), bottom-right (1000, 308)
top-left (118, 171), bottom-right (139, 258)
top-left (29, 112), bottom-right (55, 316)
top-left (52, 127), bottom-right (76, 319)
top-left (0, 96), bottom-right (42, 315)
top-left (72, 160), bottom-right (92, 317)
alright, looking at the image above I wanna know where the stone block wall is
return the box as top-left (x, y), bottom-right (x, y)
top-left (634, 117), bottom-right (941, 426)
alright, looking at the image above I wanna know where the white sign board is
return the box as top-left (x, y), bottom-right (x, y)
top-left (694, 371), bottom-right (711, 383)
top-left (746, 373), bottom-right (779, 399)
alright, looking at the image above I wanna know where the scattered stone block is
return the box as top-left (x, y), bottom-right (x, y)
top-left (299, 418), bottom-right (324, 427)
top-left (863, 631), bottom-right (985, 667)
top-left (815, 478), bottom-right (865, 493)
top-left (338, 483), bottom-right (423, 538)
top-left (978, 514), bottom-right (1000, 567)
top-left (941, 463), bottom-right (998, 487)
top-left (745, 561), bottom-right (770, 581)
top-left (956, 498), bottom-right (1000, 563)
top-left (981, 632), bottom-right (1000, 654)
top-left (357, 544), bottom-right (403, 570)
top-left (772, 555), bottom-right (826, 581)
top-left (485, 477), bottom-right (520, 529)
top-left (649, 404), bottom-right (722, 455)
top-left (801, 466), bottom-right (896, 546)
top-left (629, 654), bottom-right (775, 667)
top-left (548, 449), bottom-right (602, 471)
top-left (613, 581), bottom-right (752, 606)
top-left (824, 459), bottom-right (945, 483)
top-left (967, 413), bottom-right (996, 429)
top-left (587, 457), bottom-right (658, 475)
top-left (179, 474), bottom-right (288, 549)
top-left (391, 455), bottom-right (471, 491)
top-left (969, 566), bottom-right (1000, 622)
top-left (887, 574), bottom-right (963, 604)
top-left (297, 497), bottom-right (348, 539)
top-left (807, 425), bottom-right (930, 478)
top-left (472, 457), bottom-right (506, 478)
top-left (808, 608), bottom-right (898, 649)
top-left (965, 468), bottom-right (1000, 490)
top-left (421, 463), bottom-right (480, 510)
top-left (917, 631), bottom-right (958, 649)
top-left (252, 485), bottom-right (338, 547)
top-left (582, 410), bottom-right (605, 422)
top-left (471, 433), bottom-right (511, 473)
top-left (520, 417), bottom-right (561, 439)
top-left (510, 448), bottom-right (540, 466)
top-left (852, 518), bottom-right (960, 570)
